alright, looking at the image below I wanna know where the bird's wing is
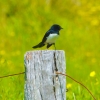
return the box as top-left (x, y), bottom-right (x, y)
top-left (41, 30), bottom-right (56, 43)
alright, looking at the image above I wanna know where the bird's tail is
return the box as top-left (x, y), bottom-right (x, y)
top-left (32, 42), bottom-right (45, 48)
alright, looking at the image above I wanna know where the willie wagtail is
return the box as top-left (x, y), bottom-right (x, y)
top-left (32, 24), bottom-right (63, 49)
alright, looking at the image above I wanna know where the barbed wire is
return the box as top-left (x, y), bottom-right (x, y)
top-left (56, 72), bottom-right (96, 100)
top-left (0, 71), bottom-right (96, 100)
top-left (0, 72), bottom-right (25, 78)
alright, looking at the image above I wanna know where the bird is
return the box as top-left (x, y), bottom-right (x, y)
top-left (32, 24), bottom-right (63, 49)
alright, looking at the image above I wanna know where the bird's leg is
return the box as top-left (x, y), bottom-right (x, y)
top-left (53, 43), bottom-right (56, 50)
top-left (47, 43), bottom-right (53, 49)
top-left (46, 45), bottom-right (48, 50)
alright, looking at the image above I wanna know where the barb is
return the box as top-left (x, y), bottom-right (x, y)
top-left (56, 72), bottom-right (96, 100)
top-left (0, 72), bottom-right (25, 78)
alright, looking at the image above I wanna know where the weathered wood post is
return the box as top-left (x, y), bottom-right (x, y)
top-left (24, 50), bottom-right (66, 100)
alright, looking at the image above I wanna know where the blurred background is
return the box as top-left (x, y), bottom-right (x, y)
top-left (0, 0), bottom-right (100, 99)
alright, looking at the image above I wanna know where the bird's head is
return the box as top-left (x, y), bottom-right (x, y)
top-left (50, 24), bottom-right (63, 31)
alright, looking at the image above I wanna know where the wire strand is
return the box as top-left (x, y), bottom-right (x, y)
top-left (0, 72), bottom-right (25, 78)
top-left (0, 71), bottom-right (96, 100)
top-left (56, 72), bottom-right (96, 100)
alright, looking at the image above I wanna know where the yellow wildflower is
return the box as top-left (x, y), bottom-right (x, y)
top-left (7, 60), bottom-right (12, 65)
top-left (0, 50), bottom-right (6, 55)
top-left (91, 58), bottom-right (96, 63)
top-left (67, 83), bottom-right (72, 89)
top-left (91, 19), bottom-right (99, 26)
top-left (90, 71), bottom-right (96, 77)
top-left (90, 7), bottom-right (97, 13)
top-left (9, 31), bottom-right (15, 37)
top-left (16, 50), bottom-right (21, 56)
top-left (0, 58), bottom-right (5, 64)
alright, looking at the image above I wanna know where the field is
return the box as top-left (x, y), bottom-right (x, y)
top-left (0, 0), bottom-right (100, 100)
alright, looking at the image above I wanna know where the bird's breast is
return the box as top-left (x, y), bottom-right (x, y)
top-left (46, 33), bottom-right (59, 43)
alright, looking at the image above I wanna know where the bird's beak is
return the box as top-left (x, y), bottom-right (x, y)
top-left (61, 27), bottom-right (63, 29)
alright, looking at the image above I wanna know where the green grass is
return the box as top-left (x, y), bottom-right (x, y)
top-left (0, 0), bottom-right (100, 99)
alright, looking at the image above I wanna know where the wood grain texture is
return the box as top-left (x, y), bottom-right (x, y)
top-left (24, 50), bottom-right (66, 100)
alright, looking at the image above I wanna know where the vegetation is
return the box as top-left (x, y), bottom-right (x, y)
top-left (0, 0), bottom-right (100, 99)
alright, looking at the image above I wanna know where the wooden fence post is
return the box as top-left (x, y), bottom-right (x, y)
top-left (24, 50), bottom-right (66, 100)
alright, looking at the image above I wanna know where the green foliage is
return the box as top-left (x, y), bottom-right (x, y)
top-left (0, 0), bottom-right (100, 99)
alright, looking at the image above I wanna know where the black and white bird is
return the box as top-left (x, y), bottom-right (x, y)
top-left (32, 24), bottom-right (63, 49)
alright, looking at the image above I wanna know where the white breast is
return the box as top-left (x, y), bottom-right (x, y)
top-left (46, 33), bottom-right (59, 43)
